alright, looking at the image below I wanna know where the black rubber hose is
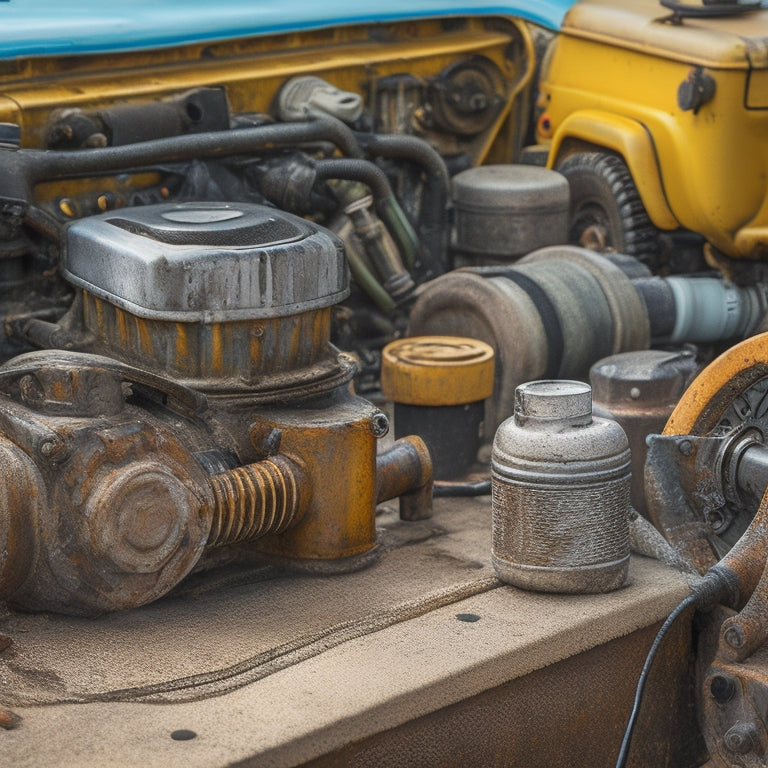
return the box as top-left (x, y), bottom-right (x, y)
top-left (314, 158), bottom-right (394, 202)
top-left (314, 158), bottom-right (420, 271)
top-left (355, 132), bottom-right (449, 279)
top-left (0, 115), bottom-right (363, 203)
top-left (433, 479), bottom-right (491, 498)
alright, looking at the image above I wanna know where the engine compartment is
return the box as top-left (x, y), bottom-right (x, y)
top-left (3, 10), bottom-right (768, 767)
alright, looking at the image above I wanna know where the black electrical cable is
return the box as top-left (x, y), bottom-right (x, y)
top-left (614, 592), bottom-right (696, 768)
top-left (433, 479), bottom-right (491, 497)
top-left (615, 567), bottom-right (737, 768)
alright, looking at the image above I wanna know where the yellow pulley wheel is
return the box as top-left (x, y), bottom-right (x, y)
top-left (664, 332), bottom-right (768, 437)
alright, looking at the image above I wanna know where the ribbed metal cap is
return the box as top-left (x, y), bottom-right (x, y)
top-left (515, 380), bottom-right (592, 422)
top-left (381, 336), bottom-right (495, 406)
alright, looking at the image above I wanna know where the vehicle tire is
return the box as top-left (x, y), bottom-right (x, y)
top-left (556, 151), bottom-right (660, 265)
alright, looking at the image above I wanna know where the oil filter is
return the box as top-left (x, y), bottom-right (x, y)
top-left (451, 164), bottom-right (569, 264)
top-left (381, 336), bottom-right (494, 480)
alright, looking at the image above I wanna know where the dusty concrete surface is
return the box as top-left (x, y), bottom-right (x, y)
top-left (1, 496), bottom-right (691, 767)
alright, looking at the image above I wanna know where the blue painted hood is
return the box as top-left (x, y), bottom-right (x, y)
top-left (0, 0), bottom-right (573, 59)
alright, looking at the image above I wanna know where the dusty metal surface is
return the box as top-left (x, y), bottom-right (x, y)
top-left (0, 496), bottom-right (694, 768)
top-left (302, 616), bottom-right (703, 768)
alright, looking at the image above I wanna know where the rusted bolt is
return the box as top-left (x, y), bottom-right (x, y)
top-left (709, 674), bottom-right (736, 704)
top-left (724, 624), bottom-right (746, 649)
top-left (678, 439), bottom-right (693, 457)
top-left (724, 722), bottom-right (760, 755)
top-left (370, 412), bottom-right (390, 438)
top-left (39, 436), bottom-right (69, 462)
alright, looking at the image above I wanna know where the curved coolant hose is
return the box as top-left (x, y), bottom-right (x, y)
top-left (355, 131), bottom-right (450, 277)
top-left (314, 158), bottom-right (419, 265)
top-left (314, 158), bottom-right (420, 278)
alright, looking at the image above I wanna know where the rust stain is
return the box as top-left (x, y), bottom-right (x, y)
top-left (116, 306), bottom-right (129, 347)
top-left (211, 323), bottom-right (223, 374)
top-left (136, 317), bottom-right (154, 358)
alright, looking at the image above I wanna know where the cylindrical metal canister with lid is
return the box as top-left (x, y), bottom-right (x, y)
top-left (590, 349), bottom-right (699, 517)
top-left (491, 380), bottom-right (631, 593)
top-left (451, 164), bottom-right (569, 265)
top-left (381, 336), bottom-right (494, 480)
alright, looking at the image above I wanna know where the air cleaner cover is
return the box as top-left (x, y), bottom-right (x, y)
top-left (63, 202), bottom-right (348, 321)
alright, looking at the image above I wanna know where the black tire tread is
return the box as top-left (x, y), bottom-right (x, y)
top-left (557, 151), bottom-right (660, 264)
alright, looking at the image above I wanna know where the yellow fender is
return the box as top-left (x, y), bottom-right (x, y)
top-left (547, 110), bottom-right (679, 231)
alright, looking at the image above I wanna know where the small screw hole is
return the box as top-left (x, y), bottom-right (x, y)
top-left (171, 729), bottom-right (197, 741)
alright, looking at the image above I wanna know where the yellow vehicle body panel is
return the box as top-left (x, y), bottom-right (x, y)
top-left (546, 109), bottom-right (677, 230)
top-left (0, 18), bottom-right (532, 167)
top-left (540, 0), bottom-right (768, 259)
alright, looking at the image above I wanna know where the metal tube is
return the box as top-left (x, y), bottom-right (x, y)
top-left (376, 435), bottom-right (433, 521)
top-left (734, 441), bottom-right (768, 512)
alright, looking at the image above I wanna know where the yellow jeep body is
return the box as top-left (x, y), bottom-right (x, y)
top-left (539, 0), bottom-right (768, 260)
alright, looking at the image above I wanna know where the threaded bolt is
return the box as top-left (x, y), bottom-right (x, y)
top-left (207, 455), bottom-right (308, 547)
top-left (370, 412), bottom-right (389, 438)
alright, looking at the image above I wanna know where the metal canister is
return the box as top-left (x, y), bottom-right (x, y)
top-left (590, 349), bottom-right (699, 517)
top-left (451, 164), bottom-right (569, 264)
top-left (381, 336), bottom-right (494, 480)
top-left (491, 380), bottom-right (631, 593)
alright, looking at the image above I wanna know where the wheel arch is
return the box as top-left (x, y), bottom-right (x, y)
top-left (546, 110), bottom-right (679, 231)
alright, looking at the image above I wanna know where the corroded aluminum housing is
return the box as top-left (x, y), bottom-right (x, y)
top-left (61, 203), bottom-right (349, 393)
top-left (491, 380), bottom-right (630, 593)
top-left (63, 202), bottom-right (348, 322)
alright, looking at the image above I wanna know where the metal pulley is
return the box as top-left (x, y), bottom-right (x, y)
top-left (645, 331), bottom-right (768, 573)
top-left (643, 332), bottom-right (768, 768)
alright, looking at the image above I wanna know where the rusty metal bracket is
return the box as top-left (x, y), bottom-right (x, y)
top-left (0, 349), bottom-right (208, 416)
top-left (645, 431), bottom-right (733, 572)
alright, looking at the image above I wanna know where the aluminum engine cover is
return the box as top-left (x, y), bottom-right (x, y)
top-left (62, 202), bottom-right (348, 322)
